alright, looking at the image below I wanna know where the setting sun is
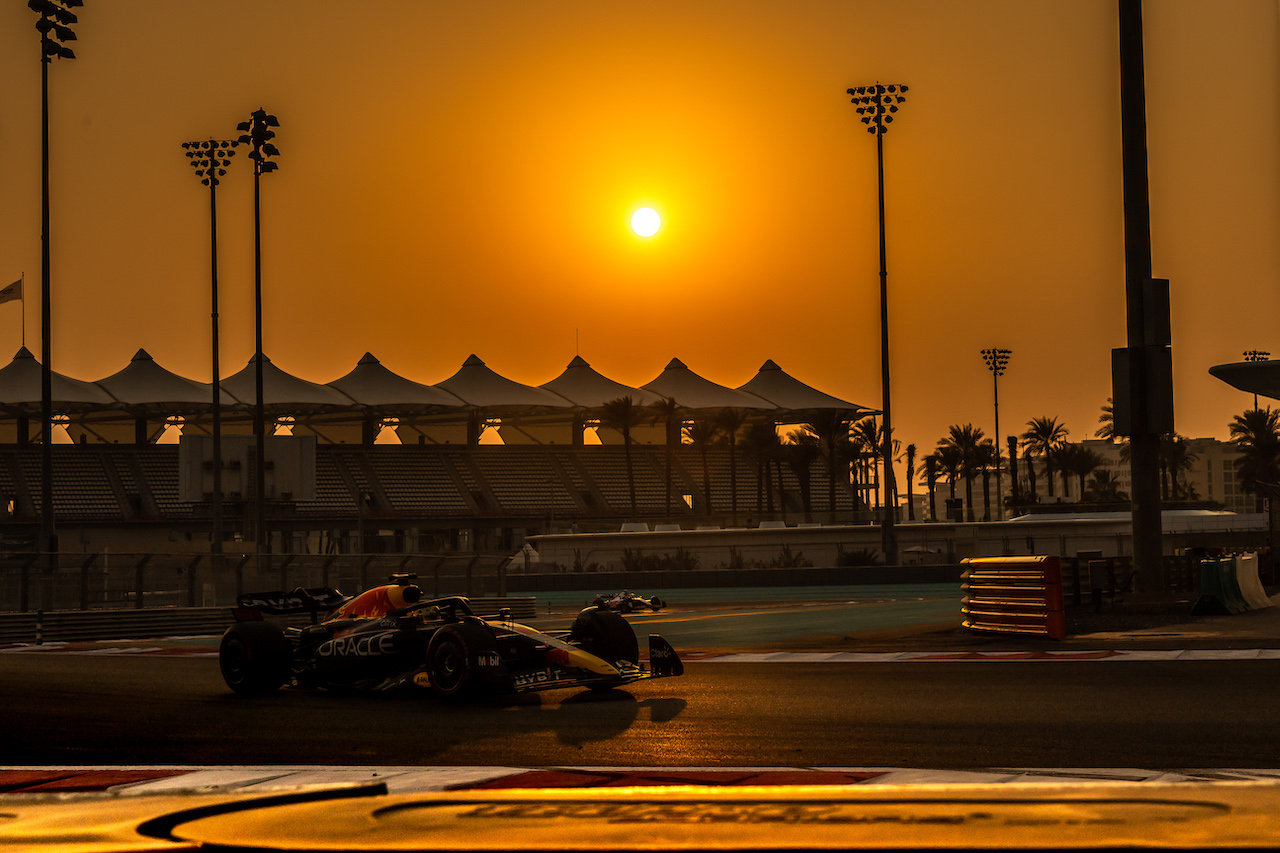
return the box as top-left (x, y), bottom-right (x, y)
top-left (631, 207), bottom-right (661, 237)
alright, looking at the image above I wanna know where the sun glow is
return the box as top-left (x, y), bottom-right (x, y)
top-left (631, 207), bottom-right (661, 237)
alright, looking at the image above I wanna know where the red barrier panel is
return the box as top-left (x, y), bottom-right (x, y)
top-left (961, 555), bottom-right (1066, 640)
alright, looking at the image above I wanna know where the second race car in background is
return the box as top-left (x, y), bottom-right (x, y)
top-left (592, 590), bottom-right (666, 613)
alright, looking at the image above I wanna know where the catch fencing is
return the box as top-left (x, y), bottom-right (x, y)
top-left (0, 552), bottom-right (514, 614)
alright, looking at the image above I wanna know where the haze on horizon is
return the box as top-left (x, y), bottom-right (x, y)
top-left (1, 1), bottom-right (1278, 468)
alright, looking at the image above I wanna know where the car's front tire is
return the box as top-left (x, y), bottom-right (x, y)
top-left (570, 606), bottom-right (639, 666)
top-left (219, 621), bottom-right (291, 695)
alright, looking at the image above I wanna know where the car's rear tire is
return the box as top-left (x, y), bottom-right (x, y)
top-left (219, 621), bottom-right (291, 695)
top-left (570, 607), bottom-right (639, 666)
top-left (427, 622), bottom-right (502, 700)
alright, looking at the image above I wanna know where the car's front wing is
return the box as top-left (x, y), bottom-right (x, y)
top-left (509, 634), bottom-right (684, 693)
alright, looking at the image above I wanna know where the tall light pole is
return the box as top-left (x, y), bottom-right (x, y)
top-left (31, 0), bottom-right (81, 574)
top-left (1118, 0), bottom-right (1168, 592)
top-left (982, 348), bottom-right (1012, 521)
top-left (847, 82), bottom-right (908, 565)
top-left (1244, 350), bottom-right (1270, 410)
top-left (236, 108), bottom-right (279, 565)
top-left (182, 138), bottom-right (235, 583)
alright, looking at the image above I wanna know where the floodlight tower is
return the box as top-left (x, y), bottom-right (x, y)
top-left (846, 81), bottom-right (908, 565)
top-left (236, 108), bottom-right (279, 562)
top-left (981, 348), bottom-right (1012, 520)
top-left (182, 138), bottom-right (236, 575)
top-left (31, 0), bottom-right (82, 573)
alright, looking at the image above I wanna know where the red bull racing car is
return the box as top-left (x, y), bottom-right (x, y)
top-left (218, 575), bottom-right (683, 699)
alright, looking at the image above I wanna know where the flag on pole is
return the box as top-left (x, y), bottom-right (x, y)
top-left (0, 279), bottom-right (21, 306)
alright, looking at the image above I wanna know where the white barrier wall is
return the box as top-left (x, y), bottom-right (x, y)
top-left (1234, 554), bottom-right (1274, 610)
top-left (527, 512), bottom-right (1268, 573)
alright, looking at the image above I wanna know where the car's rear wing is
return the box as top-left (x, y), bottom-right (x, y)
top-left (233, 588), bottom-right (349, 622)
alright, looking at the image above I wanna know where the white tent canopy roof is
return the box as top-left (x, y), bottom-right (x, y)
top-left (738, 359), bottom-right (872, 414)
top-left (222, 354), bottom-right (356, 412)
top-left (94, 348), bottom-right (240, 411)
top-left (328, 352), bottom-right (466, 410)
top-left (436, 354), bottom-right (574, 412)
top-left (641, 358), bottom-right (777, 411)
top-left (539, 356), bottom-right (665, 408)
top-left (0, 347), bottom-right (117, 411)
top-left (0, 350), bottom-right (874, 437)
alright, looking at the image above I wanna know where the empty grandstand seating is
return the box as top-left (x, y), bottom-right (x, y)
top-left (0, 443), bottom-right (863, 543)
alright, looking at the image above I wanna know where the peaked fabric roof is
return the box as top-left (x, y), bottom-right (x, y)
top-left (436, 354), bottom-right (574, 412)
top-left (94, 348), bottom-right (241, 411)
top-left (539, 355), bottom-right (664, 408)
top-left (640, 358), bottom-right (777, 411)
top-left (222, 354), bottom-right (356, 411)
top-left (1209, 360), bottom-right (1280, 401)
top-left (0, 347), bottom-right (117, 411)
top-left (738, 359), bottom-right (872, 414)
top-left (328, 353), bottom-right (466, 409)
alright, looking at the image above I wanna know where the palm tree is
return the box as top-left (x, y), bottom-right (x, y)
top-left (1085, 469), bottom-right (1129, 503)
top-left (1095, 398), bottom-right (1115, 440)
top-left (939, 424), bottom-right (984, 521)
top-left (1021, 416), bottom-right (1069, 499)
top-left (741, 421), bottom-right (781, 516)
top-left (1006, 434), bottom-right (1021, 507)
top-left (600, 396), bottom-right (646, 517)
top-left (852, 417), bottom-right (882, 510)
top-left (683, 419), bottom-right (721, 516)
top-left (785, 430), bottom-right (822, 523)
top-left (1161, 434), bottom-right (1198, 501)
top-left (649, 396), bottom-right (683, 516)
top-left (902, 443), bottom-right (916, 521)
top-left (974, 439), bottom-right (997, 521)
top-left (1229, 408), bottom-right (1280, 510)
top-left (714, 408), bottom-right (749, 526)
top-left (933, 443), bottom-right (963, 518)
top-left (1022, 445), bottom-right (1037, 500)
top-left (920, 453), bottom-right (939, 521)
top-left (1057, 443), bottom-right (1105, 501)
top-left (804, 410), bottom-right (854, 520)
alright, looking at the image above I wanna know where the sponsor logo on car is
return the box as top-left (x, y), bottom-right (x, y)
top-left (318, 632), bottom-right (399, 658)
top-left (242, 594), bottom-right (304, 611)
top-left (477, 651), bottom-right (502, 668)
top-left (513, 668), bottom-right (567, 688)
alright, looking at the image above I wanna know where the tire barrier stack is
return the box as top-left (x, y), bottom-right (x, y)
top-left (961, 555), bottom-right (1066, 640)
top-left (1192, 554), bottom-right (1274, 616)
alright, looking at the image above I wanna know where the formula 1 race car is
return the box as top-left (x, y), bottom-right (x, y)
top-left (218, 575), bottom-right (683, 699)
top-left (591, 590), bottom-right (666, 613)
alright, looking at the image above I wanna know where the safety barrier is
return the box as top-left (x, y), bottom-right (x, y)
top-left (1192, 555), bottom-right (1274, 615)
top-left (0, 596), bottom-right (539, 645)
top-left (961, 555), bottom-right (1066, 640)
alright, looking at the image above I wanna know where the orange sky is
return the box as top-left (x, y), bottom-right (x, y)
top-left (1, 1), bottom-right (1278, 463)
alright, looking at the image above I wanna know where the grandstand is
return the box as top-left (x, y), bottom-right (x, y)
top-left (0, 443), bottom-right (869, 556)
top-left (0, 350), bottom-right (875, 557)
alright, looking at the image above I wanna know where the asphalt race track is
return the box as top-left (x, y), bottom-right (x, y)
top-left (9, 590), bottom-right (1280, 851)
top-left (4, 648), bottom-right (1280, 768)
top-left (5, 587), bottom-right (1280, 770)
